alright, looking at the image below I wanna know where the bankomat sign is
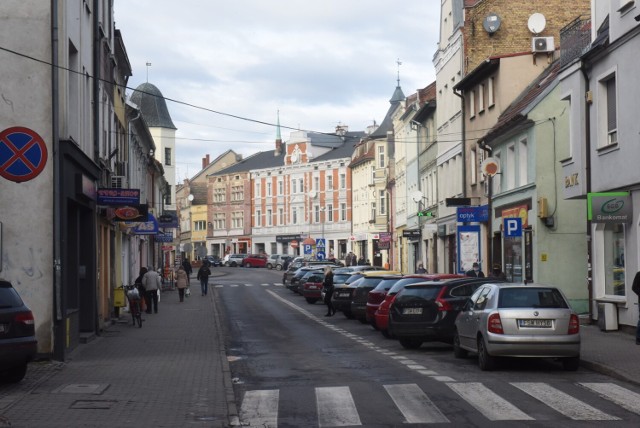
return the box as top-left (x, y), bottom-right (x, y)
top-left (588, 192), bottom-right (632, 224)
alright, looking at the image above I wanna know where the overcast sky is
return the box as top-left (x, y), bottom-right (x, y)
top-left (115, 1), bottom-right (440, 180)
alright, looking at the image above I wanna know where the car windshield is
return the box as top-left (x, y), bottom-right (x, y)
top-left (395, 286), bottom-right (441, 302)
top-left (498, 287), bottom-right (569, 309)
top-left (372, 278), bottom-right (402, 292)
top-left (387, 277), bottom-right (432, 295)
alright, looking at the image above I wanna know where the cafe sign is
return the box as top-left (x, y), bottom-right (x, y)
top-left (588, 192), bottom-right (632, 224)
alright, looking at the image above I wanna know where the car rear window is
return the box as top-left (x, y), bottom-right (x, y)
top-left (498, 287), bottom-right (568, 309)
top-left (357, 277), bottom-right (384, 288)
top-left (373, 278), bottom-right (402, 291)
top-left (387, 277), bottom-right (430, 294)
top-left (395, 286), bottom-right (442, 302)
top-left (333, 274), bottom-right (351, 284)
top-left (0, 286), bottom-right (23, 308)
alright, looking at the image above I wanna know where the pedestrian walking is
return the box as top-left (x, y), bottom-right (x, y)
top-left (323, 266), bottom-right (336, 316)
top-left (197, 262), bottom-right (212, 296)
top-left (182, 258), bottom-right (193, 277)
top-left (416, 263), bottom-right (427, 274)
top-left (133, 267), bottom-right (148, 312)
top-left (466, 262), bottom-right (485, 278)
top-left (142, 266), bottom-right (162, 313)
top-left (351, 253), bottom-right (358, 266)
top-left (357, 256), bottom-right (365, 266)
top-left (632, 271), bottom-right (640, 345)
top-left (176, 265), bottom-right (189, 302)
top-left (490, 263), bottom-right (507, 280)
top-left (345, 252), bottom-right (352, 267)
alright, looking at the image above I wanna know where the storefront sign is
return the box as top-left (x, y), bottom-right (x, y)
top-left (402, 229), bottom-right (421, 239)
top-left (97, 188), bottom-right (140, 205)
top-left (501, 204), bottom-right (529, 228)
top-left (111, 204), bottom-right (148, 222)
top-left (128, 212), bottom-right (159, 235)
top-left (457, 205), bottom-right (489, 223)
top-left (457, 225), bottom-right (481, 273)
top-left (155, 232), bottom-right (174, 242)
top-left (276, 234), bottom-right (302, 242)
top-left (588, 192), bottom-right (632, 224)
top-left (157, 210), bottom-right (178, 228)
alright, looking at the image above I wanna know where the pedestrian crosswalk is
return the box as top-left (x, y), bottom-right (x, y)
top-left (237, 381), bottom-right (640, 426)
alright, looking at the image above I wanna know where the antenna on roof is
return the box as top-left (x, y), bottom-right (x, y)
top-left (396, 58), bottom-right (402, 86)
top-left (146, 62), bottom-right (152, 82)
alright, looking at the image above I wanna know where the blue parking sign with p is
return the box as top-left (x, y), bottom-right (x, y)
top-left (504, 217), bottom-right (522, 237)
top-left (304, 244), bottom-right (313, 255)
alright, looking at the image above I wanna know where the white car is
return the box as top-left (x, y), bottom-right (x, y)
top-left (222, 254), bottom-right (247, 267)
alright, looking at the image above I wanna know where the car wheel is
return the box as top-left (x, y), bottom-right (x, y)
top-left (343, 310), bottom-right (355, 319)
top-left (381, 329), bottom-right (391, 339)
top-left (305, 298), bottom-right (318, 304)
top-left (562, 356), bottom-right (580, 371)
top-left (453, 330), bottom-right (468, 359)
top-left (231, 261), bottom-right (237, 267)
top-left (399, 337), bottom-right (423, 349)
top-left (276, 264), bottom-right (282, 271)
top-left (2, 363), bottom-right (27, 383)
top-left (477, 336), bottom-right (496, 371)
top-left (245, 262), bottom-right (252, 268)
top-left (267, 263), bottom-right (273, 270)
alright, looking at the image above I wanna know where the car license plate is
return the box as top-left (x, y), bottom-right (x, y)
top-left (339, 293), bottom-right (350, 298)
top-left (403, 308), bottom-right (422, 315)
top-left (309, 285), bottom-right (318, 289)
top-left (518, 319), bottom-right (552, 328)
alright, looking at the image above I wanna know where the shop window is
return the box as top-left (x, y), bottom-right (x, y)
top-left (597, 223), bottom-right (626, 296)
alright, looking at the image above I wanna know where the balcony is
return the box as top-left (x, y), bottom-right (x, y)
top-left (560, 17), bottom-right (592, 69)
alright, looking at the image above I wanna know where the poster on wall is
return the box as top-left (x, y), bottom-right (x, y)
top-left (457, 225), bottom-right (481, 274)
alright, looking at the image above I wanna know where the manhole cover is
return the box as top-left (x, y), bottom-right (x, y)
top-left (53, 384), bottom-right (109, 394)
top-left (70, 400), bottom-right (116, 410)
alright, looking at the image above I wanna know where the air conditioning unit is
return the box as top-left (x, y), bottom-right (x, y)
top-left (111, 175), bottom-right (127, 188)
top-left (532, 36), bottom-right (554, 53)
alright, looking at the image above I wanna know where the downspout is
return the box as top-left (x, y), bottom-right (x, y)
top-left (580, 63), bottom-right (593, 321)
top-left (93, 0), bottom-right (100, 162)
top-left (51, 0), bottom-right (63, 360)
top-left (478, 140), bottom-right (493, 271)
top-left (453, 89), bottom-right (467, 198)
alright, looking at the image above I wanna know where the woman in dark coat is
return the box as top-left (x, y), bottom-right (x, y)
top-left (323, 267), bottom-right (336, 316)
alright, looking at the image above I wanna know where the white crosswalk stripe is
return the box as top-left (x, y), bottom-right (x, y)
top-left (384, 383), bottom-right (449, 423)
top-left (239, 389), bottom-right (279, 428)
top-left (511, 382), bottom-right (620, 420)
top-left (316, 386), bottom-right (361, 427)
top-left (447, 382), bottom-right (532, 421)
top-left (237, 381), bottom-right (640, 426)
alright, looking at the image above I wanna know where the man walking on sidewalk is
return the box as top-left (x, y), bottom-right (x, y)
top-left (142, 266), bottom-right (162, 313)
top-left (197, 262), bottom-right (212, 296)
top-left (632, 271), bottom-right (640, 345)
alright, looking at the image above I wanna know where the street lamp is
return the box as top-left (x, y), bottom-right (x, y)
top-left (320, 207), bottom-right (326, 260)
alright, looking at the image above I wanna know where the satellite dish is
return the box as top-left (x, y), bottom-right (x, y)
top-left (483, 13), bottom-right (502, 34)
top-left (187, 194), bottom-right (194, 201)
top-left (481, 157), bottom-right (500, 177)
top-left (411, 190), bottom-right (424, 203)
top-left (308, 190), bottom-right (317, 199)
top-left (528, 13), bottom-right (546, 34)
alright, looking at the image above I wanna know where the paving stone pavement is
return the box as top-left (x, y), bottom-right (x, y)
top-left (0, 272), bottom-right (235, 428)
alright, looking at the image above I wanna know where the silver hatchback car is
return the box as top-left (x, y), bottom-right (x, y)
top-left (453, 283), bottom-right (581, 371)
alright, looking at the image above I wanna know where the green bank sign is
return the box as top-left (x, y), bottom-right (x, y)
top-left (587, 192), bottom-right (632, 223)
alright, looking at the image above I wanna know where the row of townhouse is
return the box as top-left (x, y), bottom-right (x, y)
top-left (0, 2), bottom-right (175, 360)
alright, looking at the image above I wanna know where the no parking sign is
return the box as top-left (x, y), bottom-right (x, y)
top-left (0, 126), bottom-right (48, 183)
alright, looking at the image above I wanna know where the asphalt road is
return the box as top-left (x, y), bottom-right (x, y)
top-left (215, 267), bottom-right (640, 427)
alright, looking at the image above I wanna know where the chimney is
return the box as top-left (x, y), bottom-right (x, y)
top-left (202, 154), bottom-right (210, 169)
top-left (275, 138), bottom-right (282, 156)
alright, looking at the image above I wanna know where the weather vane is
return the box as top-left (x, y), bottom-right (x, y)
top-left (396, 58), bottom-right (402, 86)
top-left (146, 62), bottom-right (152, 82)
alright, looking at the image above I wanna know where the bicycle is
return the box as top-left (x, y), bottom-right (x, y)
top-left (124, 285), bottom-right (143, 328)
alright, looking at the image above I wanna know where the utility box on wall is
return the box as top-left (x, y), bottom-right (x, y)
top-left (597, 302), bottom-right (618, 331)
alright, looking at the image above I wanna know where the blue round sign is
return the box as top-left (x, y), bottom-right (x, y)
top-left (0, 126), bottom-right (48, 183)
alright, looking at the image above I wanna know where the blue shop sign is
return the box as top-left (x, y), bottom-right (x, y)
top-left (457, 205), bottom-right (489, 223)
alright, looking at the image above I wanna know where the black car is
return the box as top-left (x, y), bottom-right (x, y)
top-left (350, 275), bottom-right (403, 324)
top-left (331, 273), bottom-right (366, 318)
top-left (203, 255), bottom-right (222, 267)
top-left (388, 277), bottom-right (504, 349)
top-left (285, 267), bottom-right (324, 293)
top-left (0, 279), bottom-right (38, 382)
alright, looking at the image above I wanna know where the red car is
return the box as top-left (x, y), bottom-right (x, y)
top-left (301, 272), bottom-right (325, 304)
top-left (365, 276), bottom-right (404, 328)
top-left (242, 254), bottom-right (268, 268)
top-left (374, 274), bottom-right (464, 338)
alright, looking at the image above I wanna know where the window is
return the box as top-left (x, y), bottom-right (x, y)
top-left (371, 202), bottom-right (376, 221)
top-left (194, 220), bottom-right (206, 231)
top-left (340, 203), bottom-right (347, 221)
top-left (255, 209), bottom-right (262, 226)
top-left (506, 145), bottom-right (516, 190)
top-left (292, 208), bottom-right (298, 224)
top-left (278, 208), bottom-right (284, 225)
top-left (327, 204), bottom-right (333, 222)
top-left (214, 213), bottom-right (226, 230)
top-left (327, 175), bottom-right (333, 190)
top-left (314, 177), bottom-right (319, 191)
top-left (606, 76), bottom-right (617, 144)
top-left (278, 180), bottom-right (283, 195)
top-left (370, 165), bottom-right (375, 184)
top-left (518, 139), bottom-right (528, 186)
top-left (267, 182), bottom-right (272, 197)
top-left (478, 83), bottom-right (485, 113)
top-left (488, 77), bottom-right (495, 107)
top-left (255, 182), bottom-right (261, 198)
top-left (378, 145), bottom-right (385, 168)
top-left (314, 205), bottom-right (320, 222)
top-left (164, 147), bottom-right (171, 166)
top-left (597, 223), bottom-right (626, 296)
top-left (292, 178), bottom-right (297, 194)
top-left (298, 178), bottom-right (304, 193)
top-left (164, 186), bottom-right (172, 205)
top-left (493, 152), bottom-right (502, 194)
top-left (231, 186), bottom-right (243, 201)
top-left (214, 188), bottom-right (225, 203)
top-left (267, 209), bottom-right (272, 226)
top-left (470, 148), bottom-right (477, 185)
top-left (231, 212), bottom-right (243, 229)
top-left (340, 173), bottom-right (346, 189)
top-left (469, 90), bottom-right (476, 118)
top-left (379, 190), bottom-right (386, 215)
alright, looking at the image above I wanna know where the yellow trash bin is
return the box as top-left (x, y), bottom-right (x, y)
top-left (114, 286), bottom-right (126, 307)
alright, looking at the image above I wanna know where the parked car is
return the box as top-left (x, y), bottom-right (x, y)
top-left (351, 275), bottom-right (403, 324)
top-left (203, 255), bottom-right (222, 267)
top-left (223, 254), bottom-right (247, 267)
top-left (242, 254), bottom-right (268, 268)
top-left (0, 279), bottom-right (38, 383)
top-left (332, 270), bottom-right (400, 319)
top-left (321, 270), bottom-right (353, 301)
top-left (453, 283), bottom-right (581, 371)
top-left (285, 266), bottom-right (324, 292)
top-left (375, 274), bottom-right (464, 338)
top-left (266, 254), bottom-right (292, 270)
top-left (301, 272), bottom-right (325, 304)
top-left (388, 277), bottom-right (503, 349)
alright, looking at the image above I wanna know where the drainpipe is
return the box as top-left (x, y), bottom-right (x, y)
top-left (580, 63), bottom-right (593, 321)
top-left (453, 89), bottom-right (467, 198)
top-left (478, 140), bottom-right (493, 271)
top-left (51, 0), bottom-right (63, 361)
top-left (93, 0), bottom-right (100, 162)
